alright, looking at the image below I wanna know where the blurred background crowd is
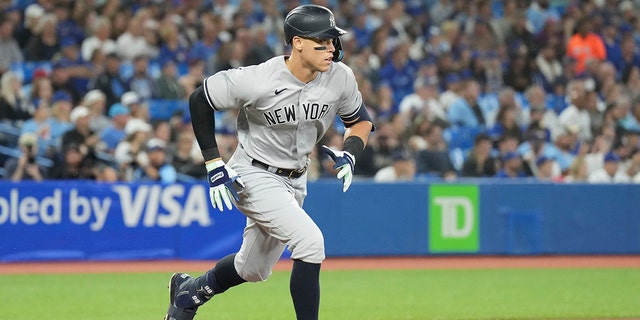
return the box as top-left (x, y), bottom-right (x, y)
top-left (1, 0), bottom-right (640, 184)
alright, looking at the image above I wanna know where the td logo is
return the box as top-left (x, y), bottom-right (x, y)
top-left (428, 185), bottom-right (479, 253)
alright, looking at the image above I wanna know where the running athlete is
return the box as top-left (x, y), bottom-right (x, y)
top-left (164, 5), bottom-right (374, 320)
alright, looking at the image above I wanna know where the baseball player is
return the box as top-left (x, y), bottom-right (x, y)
top-left (164, 5), bottom-right (374, 320)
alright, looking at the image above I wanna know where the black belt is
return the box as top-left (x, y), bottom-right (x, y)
top-left (251, 159), bottom-right (307, 179)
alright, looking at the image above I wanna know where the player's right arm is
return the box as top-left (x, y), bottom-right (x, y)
top-left (189, 86), bottom-right (243, 211)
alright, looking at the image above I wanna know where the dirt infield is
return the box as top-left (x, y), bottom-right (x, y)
top-left (1, 255), bottom-right (639, 275)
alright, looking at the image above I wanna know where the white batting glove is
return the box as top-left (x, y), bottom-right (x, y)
top-left (206, 159), bottom-right (245, 211)
top-left (321, 145), bottom-right (355, 192)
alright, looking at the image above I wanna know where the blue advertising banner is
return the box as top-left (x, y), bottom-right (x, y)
top-left (2, 180), bottom-right (639, 262)
top-left (0, 181), bottom-right (247, 261)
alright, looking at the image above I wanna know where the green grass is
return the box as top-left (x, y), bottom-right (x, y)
top-left (1, 268), bottom-right (639, 320)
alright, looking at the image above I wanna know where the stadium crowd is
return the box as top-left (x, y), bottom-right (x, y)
top-left (1, 0), bottom-right (640, 184)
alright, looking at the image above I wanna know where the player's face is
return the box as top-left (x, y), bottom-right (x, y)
top-left (299, 37), bottom-right (335, 72)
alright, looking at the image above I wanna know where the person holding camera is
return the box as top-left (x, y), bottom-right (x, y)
top-left (4, 133), bottom-right (48, 181)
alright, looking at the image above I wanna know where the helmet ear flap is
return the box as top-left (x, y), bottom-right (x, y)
top-left (332, 37), bottom-right (343, 62)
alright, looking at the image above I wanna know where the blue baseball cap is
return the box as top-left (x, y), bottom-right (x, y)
top-left (536, 156), bottom-right (552, 167)
top-left (445, 73), bottom-right (461, 84)
top-left (51, 90), bottom-right (71, 104)
top-left (108, 103), bottom-right (129, 118)
top-left (502, 151), bottom-right (520, 162)
top-left (604, 152), bottom-right (620, 163)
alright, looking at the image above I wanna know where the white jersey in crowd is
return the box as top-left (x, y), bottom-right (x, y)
top-left (203, 56), bottom-right (363, 169)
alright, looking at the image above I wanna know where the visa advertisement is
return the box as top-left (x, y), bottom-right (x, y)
top-left (0, 181), bottom-right (246, 261)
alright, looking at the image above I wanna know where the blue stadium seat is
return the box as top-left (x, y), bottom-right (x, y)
top-left (148, 99), bottom-right (189, 121)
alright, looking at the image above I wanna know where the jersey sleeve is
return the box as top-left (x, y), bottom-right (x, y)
top-left (335, 64), bottom-right (365, 125)
top-left (202, 67), bottom-right (255, 111)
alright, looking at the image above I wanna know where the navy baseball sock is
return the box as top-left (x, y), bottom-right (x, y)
top-left (290, 259), bottom-right (321, 320)
top-left (177, 254), bottom-right (246, 309)
top-left (210, 253), bottom-right (246, 293)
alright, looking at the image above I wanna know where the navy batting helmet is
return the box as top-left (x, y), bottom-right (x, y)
top-left (284, 5), bottom-right (347, 62)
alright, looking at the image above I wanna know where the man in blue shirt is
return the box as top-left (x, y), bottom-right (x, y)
top-left (134, 138), bottom-right (177, 183)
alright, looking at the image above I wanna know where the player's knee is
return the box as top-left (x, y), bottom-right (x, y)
top-left (290, 228), bottom-right (325, 264)
top-left (238, 266), bottom-right (273, 282)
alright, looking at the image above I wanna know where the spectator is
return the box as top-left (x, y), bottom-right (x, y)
top-left (244, 24), bottom-right (276, 66)
top-left (0, 71), bottom-right (32, 124)
top-left (495, 151), bottom-right (527, 178)
top-left (51, 143), bottom-right (99, 180)
top-left (114, 118), bottom-right (152, 181)
top-left (373, 150), bottom-right (416, 182)
top-left (558, 80), bottom-right (592, 142)
top-left (461, 133), bottom-right (498, 177)
top-left (519, 126), bottom-right (563, 176)
top-left (429, 0), bottom-right (455, 27)
top-left (121, 91), bottom-right (148, 120)
top-left (504, 11), bottom-right (536, 58)
top-left (153, 60), bottom-right (186, 100)
top-left (28, 74), bottom-right (53, 107)
top-left (533, 155), bottom-right (559, 181)
top-left (565, 17), bottom-right (606, 76)
top-left (378, 42), bottom-right (419, 112)
top-left (49, 62), bottom-right (82, 106)
top-left (447, 79), bottom-right (487, 130)
top-left (525, 84), bottom-right (562, 139)
top-left (53, 1), bottom-right (85, 47)
top-left (526, 0), bottom-right (560, 36)
top-left (613, 36), bottom-right (640, 80)
top-left (88, 52), bottom-right (129, 108)
top-left (127, 55), bottom-right (154, 100)
top-left (620, 97), bottom-right (640, 133)
top-left (61, 106), bottom-right (103, 165)
top-left (503, 52), bottom-right (533, 93)
top-left (100, 103), bottom-right (129, 154)
top-left (134, 138), bottom-right (177, 183)
top-left (54, 37), bottom-right (94, 98)
top-left (188, 15), bottom-right (224, 65)
top-left (172, 131), bottom-right (206, 180)
top-left (47, 91), bottom-right (74, 147)
top-left (157, 18), bottom-right (189, 65)
top-left (81, 16), bottom-right (116, 62)
top-left (488, 90), bottom-right (525, 143)
top-left (3, 132), bottom-right (47, 181)
top-left (209, 40), bottom-right (246, 73)
top-left (179, 58), bottom-right (206, 99)
top-left (439, 72), bottom-right (462, 111)
top-left (116, 15), bottom-right (157, 62)
top-left (622, 147), bottom-right (640, 181)
top-left (563, 154), bottom-right (589, 183)
top-left (398, 76), bottom-right (447, 124)
top-left (601, 21), bottom-right (622, 74)
top-left (415, 123), bottom-right (457, 179)
top-left (587, 151), bottom-right (630, 183)
top-left (0, 13), bottom-right (24, 74)
top-left (83, 90), bottom-right (110, 132)
top-left (23, 13), bottom-right (58, 61)
top-left (534, 43), bottom-right (563, 92)
top-left (15, 3), bottom-right (45, 49)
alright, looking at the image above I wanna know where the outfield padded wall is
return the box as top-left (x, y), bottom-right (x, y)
top-left (0, 180), bottom-right (638, 262)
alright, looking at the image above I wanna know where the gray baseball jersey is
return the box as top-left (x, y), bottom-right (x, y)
top-left (200, 56), bottom-right (365, 278)
top-left (203, 56), bottom-right (363, 170)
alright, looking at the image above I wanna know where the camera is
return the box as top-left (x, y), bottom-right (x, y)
top-left (25, 145), bottom-right (36, 164)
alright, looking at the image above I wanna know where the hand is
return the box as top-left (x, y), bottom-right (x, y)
top-left (206, 159), bottom-right (245, 211)
top-left (321, 145), bottom-right (355, 192)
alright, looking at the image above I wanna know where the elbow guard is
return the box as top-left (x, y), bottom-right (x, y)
top-left (341, 103), bottom-right (374, 130)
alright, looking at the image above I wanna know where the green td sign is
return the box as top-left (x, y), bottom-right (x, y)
top-left (428, 185), bottom-right (479, 253)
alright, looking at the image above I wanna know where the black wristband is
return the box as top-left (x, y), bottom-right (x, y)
top-left (202, 147), bottom-right (221, 162)
top-left (342, 136), bottom-right (365, 159)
